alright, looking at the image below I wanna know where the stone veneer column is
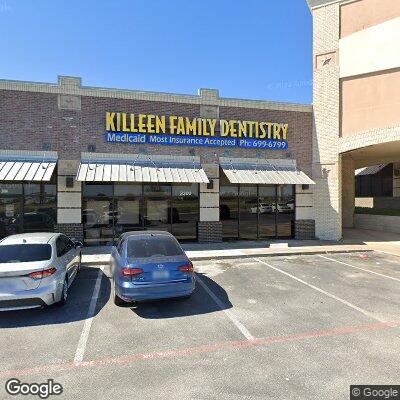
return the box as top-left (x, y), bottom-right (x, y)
top-left (198, 164), bottom-right (222, 242)
top-left (311, 2), bottom-right (342, 240)
top-left (55, 160), bottom-right (83, 241)
top-left (197, 101), bottom-right (222, 242)
top-left (295, 184), bottom-right (315, 239)
top-left (341, 157), bottom-right (355, 228)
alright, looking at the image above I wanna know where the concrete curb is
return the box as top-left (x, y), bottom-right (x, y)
top-left (81, 247), bottom-right (373, 265)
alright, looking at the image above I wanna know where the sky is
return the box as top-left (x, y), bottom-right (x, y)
top-left (0, 0), bottom-right (313, 104)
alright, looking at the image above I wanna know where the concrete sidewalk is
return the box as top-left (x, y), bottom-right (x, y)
top-left (80, 228), bottom-right (400, 264)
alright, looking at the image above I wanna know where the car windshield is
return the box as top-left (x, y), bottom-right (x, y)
top-left (0, 244), bottom-right (52, 263)
top-left (127, 236), bottom-right (183, 259)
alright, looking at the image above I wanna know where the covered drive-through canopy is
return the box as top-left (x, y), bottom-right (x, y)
top-left (76, 153), bottom-right (209, 184)
top-left (0, 150), bottom-right (58, 182)
top-left (219, 157), bottom-right (315, 185)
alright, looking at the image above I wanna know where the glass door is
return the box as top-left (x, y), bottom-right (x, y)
top-left (82, 185), bottom-right (114, 246)
top-left (239, 186), bottom-right (258, 240)
top-left (258, 185), bottom-right (277, 238)
top-left (220, 185), bottom-right (239, 240)
top-left (143, 185), bottom-right (171, 233)
top-left (114, 185), bottom-right (143, 237)
top-left (171, 184), bottom-right (199, 241)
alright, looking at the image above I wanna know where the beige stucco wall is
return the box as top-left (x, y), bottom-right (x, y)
top-left (341, 0), bottom-right (400, 38)
top-left (341, 69), bottom-right (400, 137)
top-left (340, 17), bottom-right (400, 78)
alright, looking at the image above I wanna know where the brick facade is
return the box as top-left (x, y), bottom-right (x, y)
top-left (0, 76), bottom-right (314, 243)
top-left (54, 223), bottom-right (84, 242)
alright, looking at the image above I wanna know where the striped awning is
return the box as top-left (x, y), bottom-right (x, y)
top-left (0, 151), bottom-right (58, 182)
top-left (77, 153), bottom-right (209, 183)
top-left (220, 157), bottom-right (315, 185)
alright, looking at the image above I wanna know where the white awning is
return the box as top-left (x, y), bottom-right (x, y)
top-left (0, 150), bottom-right (58, 182)
top-left (220, 157), bottom-right (315, 185)
top-left (77, 153), bottom-right (209, 184)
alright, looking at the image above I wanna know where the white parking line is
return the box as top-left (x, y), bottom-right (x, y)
top-left (74, 265), bottom-right (105, 364)
top-left (319, 255), bottom-right (400, 283)
top-left (196, 274), bottom-right (255, 341)
top-left (253, 257), bottom-right (385, 323)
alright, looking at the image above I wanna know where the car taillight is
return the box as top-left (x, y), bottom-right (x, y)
top-left (29, 267), bottom-right (57, 280)
top-left (179, 262), bottom-right (194, 273)
top-left (122, 268), bottom-right (143, 277)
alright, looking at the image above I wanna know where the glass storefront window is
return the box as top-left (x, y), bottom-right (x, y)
top-left (0, 184), bottom-right (22, 196)
top-left (114, 184), bottom-right (142, 197)
top-left (83, 184), bottom-right (113, 198)
top-left (220, 183), bottom-right (295, 241)
top-left (143, 185), bottom-right (171, 197)
top-left (0, 182), bottom-right (57, 240)
top-left (276, 185), bottom-right (295, 238)
top-left (239, 186), bottom-right (258, 240)
top-left (82, 183), bottom-right (199, 244)
top-left (220, 185), bottom-right (239, 240)
top-left (259, 186), bottom-right (276, 239)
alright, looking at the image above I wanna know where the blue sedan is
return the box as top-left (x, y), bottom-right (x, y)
top-left (111, 231), bottom-right (195, 305)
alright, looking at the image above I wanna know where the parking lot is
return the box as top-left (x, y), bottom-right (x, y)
top-left (1, 250), bottom-right (399, 400)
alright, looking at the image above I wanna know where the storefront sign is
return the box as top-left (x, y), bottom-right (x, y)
top-left (104, 112), bottom-right (289, 150)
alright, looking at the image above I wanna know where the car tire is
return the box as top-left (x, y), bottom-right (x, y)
top-left (56, 277), bottom-right (69, 307)
top-left (113, 282), bottom-right (126, 306)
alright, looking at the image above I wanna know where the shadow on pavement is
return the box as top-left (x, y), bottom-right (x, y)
top-left (0, 266), bottom-right (111, 328)
top-left (131, 273), bottom-right (231, 319)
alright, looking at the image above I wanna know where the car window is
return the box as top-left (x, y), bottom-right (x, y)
top-left (0, 244), bottom-right (52, 263)
top-left (56, 237), bottom-right (65, 257)
top-left (116, 240), bottom-right (124, 256)
top-left (56, 236), bottom-right (71, 257)
top-left (127, 236), bottom-right (183, 260)
top-left (66, 238), bottom-right (75, 253)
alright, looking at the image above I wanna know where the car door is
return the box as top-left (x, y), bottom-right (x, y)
top-left (64, 237), bottom-right (78, 283)
top-left (56, 235), bottom-right (75, 283)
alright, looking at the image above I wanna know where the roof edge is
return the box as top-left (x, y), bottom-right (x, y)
top-left (0, 75), bottom-right (312, 113)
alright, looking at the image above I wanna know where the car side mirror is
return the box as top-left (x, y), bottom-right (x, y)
top-left (74, 241), bottom-right (83, 248)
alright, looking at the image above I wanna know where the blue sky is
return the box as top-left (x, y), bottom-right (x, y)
top-left (0, 0), bottom-right (312, 104)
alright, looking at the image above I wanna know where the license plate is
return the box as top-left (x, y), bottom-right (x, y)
top-left (152, 270), bottom-right (170, 280)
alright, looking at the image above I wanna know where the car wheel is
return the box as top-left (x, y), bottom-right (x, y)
top-left (56, 277), bottom-right (69, 307)
top-left (113, 282), bottom-right (126, 306)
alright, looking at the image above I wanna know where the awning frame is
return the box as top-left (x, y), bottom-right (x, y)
top-left (0, 150), bottom-right (58, 182)
top-left (77, 152), bottom-right (209, 184)
top-left (219, 157), bottom-right (315, 185)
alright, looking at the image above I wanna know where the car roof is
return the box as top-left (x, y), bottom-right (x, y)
top-left (0, 232), bottom-right (58, 245)
top-left (119, 231), bottom-right (176, 241)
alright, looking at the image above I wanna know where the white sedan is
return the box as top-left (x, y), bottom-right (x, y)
top-left (0, 233), bottom-right (82, 311)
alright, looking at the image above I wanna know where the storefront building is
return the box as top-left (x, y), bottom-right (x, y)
top-left (0, 76), bottom-right (314, 244)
